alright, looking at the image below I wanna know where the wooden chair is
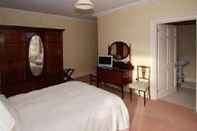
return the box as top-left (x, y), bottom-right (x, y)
top-left (128, 65), bottom-right (151, 106)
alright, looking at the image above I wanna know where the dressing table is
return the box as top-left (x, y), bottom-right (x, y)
top-left (97, 41), bottom-right (134, 98)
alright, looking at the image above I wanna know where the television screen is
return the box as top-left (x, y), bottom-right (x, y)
top-left (98, 56), bottom-right (113, 68)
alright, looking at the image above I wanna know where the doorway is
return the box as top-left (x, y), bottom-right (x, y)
top-left (150, 16), bottom-right (197, 111)
top-left (159, 21), bottom-right (196, 110)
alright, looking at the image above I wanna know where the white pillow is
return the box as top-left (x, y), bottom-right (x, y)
top-left (0, 95), bottom-right (8, 104)
top-left (0, 95), bottom-right (15, 131)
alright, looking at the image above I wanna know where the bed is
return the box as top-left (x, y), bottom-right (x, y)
top-left (0, 81), bottom-right (129, 131)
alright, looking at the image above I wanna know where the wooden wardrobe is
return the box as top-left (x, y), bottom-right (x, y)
top-left (0, 25), bottom-right (64, 97)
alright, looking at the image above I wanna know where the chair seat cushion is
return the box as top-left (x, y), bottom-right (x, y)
top-left (128, 81), bottom-right (148, 91)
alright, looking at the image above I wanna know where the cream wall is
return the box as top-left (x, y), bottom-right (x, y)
top-left (98, 0), bottom-right (197, 79)
top-left (177, 24), bottom-right (196, 83)
top-left (0, 7), bottom-right (98, 77)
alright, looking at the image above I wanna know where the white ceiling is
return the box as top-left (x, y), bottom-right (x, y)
top-left (0, 0), bottom-right (144, 20)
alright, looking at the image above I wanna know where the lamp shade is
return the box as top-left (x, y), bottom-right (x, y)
top-left (74, 0), bottom-right (94, 10)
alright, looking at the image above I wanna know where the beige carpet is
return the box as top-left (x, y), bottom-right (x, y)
top-left (161, 87), bottom-right (196, 110)
top-left (100, 85), bottom-right (197, 131)
top-left (76, 76), bottom-right (197, 131)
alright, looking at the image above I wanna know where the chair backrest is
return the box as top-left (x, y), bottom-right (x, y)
top-left (136, 65), bottom-right (151, 81)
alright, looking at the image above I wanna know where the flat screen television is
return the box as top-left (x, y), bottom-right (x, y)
top-left (98, 55), bottom-right (113, 68)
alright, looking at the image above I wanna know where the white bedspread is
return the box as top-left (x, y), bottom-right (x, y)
top-left (8, 81), bottom-right (129, 131)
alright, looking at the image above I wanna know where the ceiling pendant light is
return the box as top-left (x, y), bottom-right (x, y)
top-left (74, 0), bottom-right (94, 10)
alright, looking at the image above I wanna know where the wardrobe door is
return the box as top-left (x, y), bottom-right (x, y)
top-left (25, 32), bottom-right (46, 79)
top-left (0, 31), bottom-right (5, 89)
top-left (45, 31), bottom-right (63, 83)
top-left (4, 30), bottom-right (26, 85)
top-left (0, 32), bottom-right (4, 71)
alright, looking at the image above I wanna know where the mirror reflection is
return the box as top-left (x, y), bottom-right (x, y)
top-left (29, 35), bottom-right (44, 76)
top-left (109, 41), bottom-right (130, 60)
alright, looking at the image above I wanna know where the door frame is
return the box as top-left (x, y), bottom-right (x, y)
top-left (150, 15), bottom-right (197, 111)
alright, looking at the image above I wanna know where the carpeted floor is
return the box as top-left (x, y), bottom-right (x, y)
top-left (161, 87), bottom-right (196, 110)
top-left (76, 76), bottom-right (197, 131)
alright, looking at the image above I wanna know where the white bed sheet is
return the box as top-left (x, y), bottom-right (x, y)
top-left (8, 81), bottom-right (129, 131)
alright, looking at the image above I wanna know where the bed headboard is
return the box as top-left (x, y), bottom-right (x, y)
top-left (0, 25), bottom-right (65, 97)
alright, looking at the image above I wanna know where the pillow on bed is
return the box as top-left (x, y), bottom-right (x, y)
top-left (0, 95), bottom-right (8, 104)
top-left (0, 95), bottom-right (15, 131)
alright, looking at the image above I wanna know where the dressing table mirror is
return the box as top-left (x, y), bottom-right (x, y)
top-left (108, 41), bottom-right (132, 69)
top-left (108, 41), bottom-right (130, 61)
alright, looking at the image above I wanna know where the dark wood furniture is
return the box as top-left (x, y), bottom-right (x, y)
top-left (89, 73), bottom-right (97, 85)
top-left (97, 66), bottom-right (133, 98)
top-left (0, 25), bottom-right (64, 97)
top-left (97, 41), bottom-right (134, 98)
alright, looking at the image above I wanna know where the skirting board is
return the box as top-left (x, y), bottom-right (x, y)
top-left (180, 81), bottom-right (196, 90)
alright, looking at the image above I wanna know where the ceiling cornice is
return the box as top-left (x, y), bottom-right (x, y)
top-left (94, 0), bottom-right (158, 17)
top-left (62, 15), bottom-right (97, 23)
top-left (0, 0), bottom-right (159, 21)
top-left (0, 7), bottom-right (97, 23)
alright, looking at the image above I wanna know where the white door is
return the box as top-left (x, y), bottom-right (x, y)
top-left (157, 24), bottom-right (177, 98)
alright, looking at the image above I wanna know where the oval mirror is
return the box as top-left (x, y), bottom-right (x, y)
top-left (29, 35), bottom-right (44, 76)
top-left (109, 41), bottom-right (130, 60)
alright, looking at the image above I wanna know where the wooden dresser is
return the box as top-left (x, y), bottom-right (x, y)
top-left (0, 25), bottom-right (64, 97)
top-left (97, 41), bottom-right (134, 98)
top-left (97, 66), bottom-right (133, 98)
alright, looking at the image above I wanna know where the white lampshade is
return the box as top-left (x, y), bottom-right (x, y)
top-left (74, 0), bottom-right (94, 10)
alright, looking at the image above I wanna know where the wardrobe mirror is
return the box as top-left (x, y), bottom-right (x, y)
top-left (29, 35), bottom-right (44, 76)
